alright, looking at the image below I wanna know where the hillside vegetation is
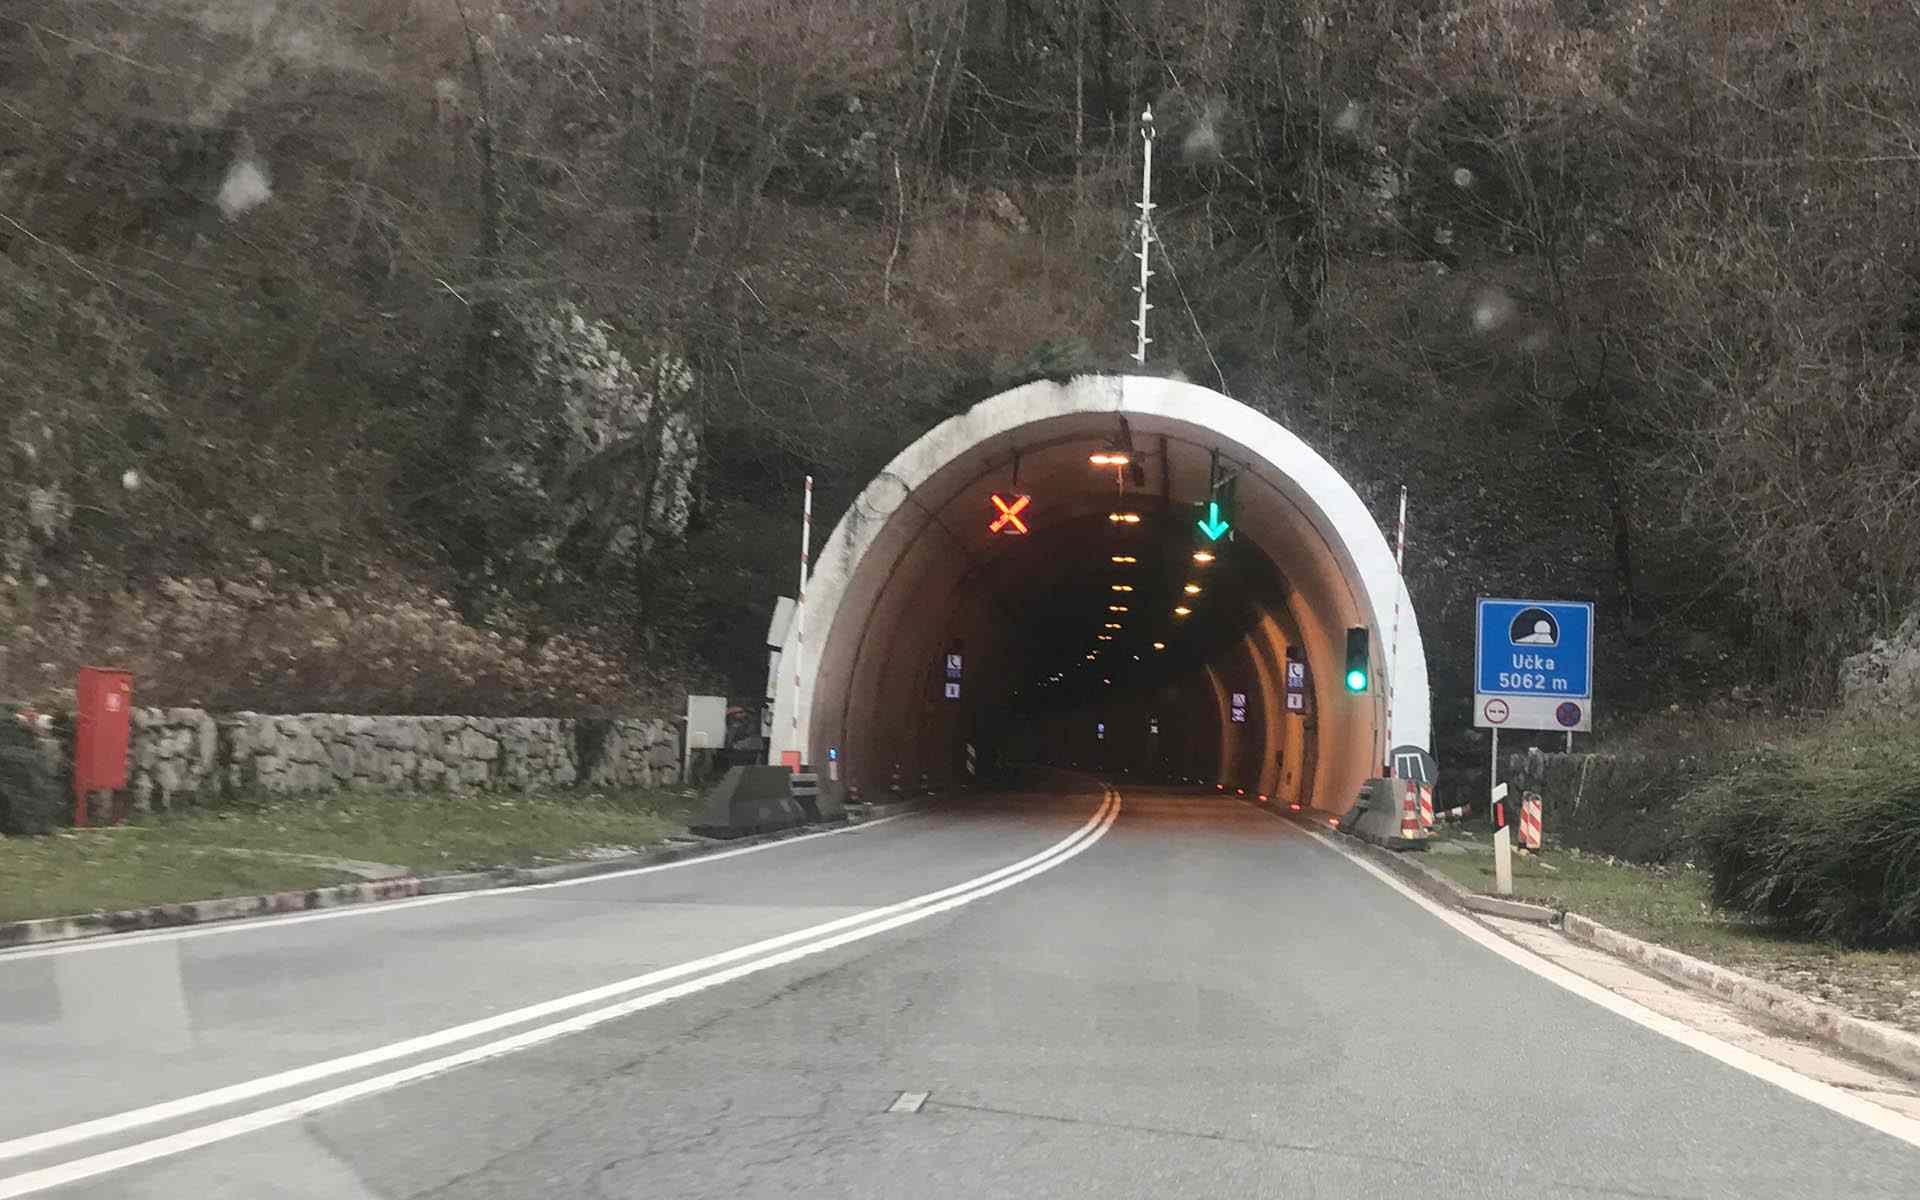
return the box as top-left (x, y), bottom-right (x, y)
top-left (4, 1), bottom-right (1919, 720)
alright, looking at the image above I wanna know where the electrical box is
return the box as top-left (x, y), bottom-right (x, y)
top-left (74, 667), bottom-right (133, 825)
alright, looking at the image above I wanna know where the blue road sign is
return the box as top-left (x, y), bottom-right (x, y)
top-left (1474, 598), bottom-right (1595, 731)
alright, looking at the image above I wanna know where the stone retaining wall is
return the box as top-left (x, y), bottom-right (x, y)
top-left (127, 708), bottom-right (680, 811)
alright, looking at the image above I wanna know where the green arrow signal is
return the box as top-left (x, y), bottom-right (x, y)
top-left (1196, 500), bottom-right (1231, 541)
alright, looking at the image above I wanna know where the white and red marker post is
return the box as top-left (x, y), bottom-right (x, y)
top-left (787, 475), bottom-right (812, 767)
top-left (1385, 485), bottom-right (1407, 774)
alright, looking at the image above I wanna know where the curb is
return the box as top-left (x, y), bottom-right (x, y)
top-left (1562, 912), bottom-right (1920, 1082)
top-left (846, 795), bottom-right (936, 822)
top-left (0, 818), bottom-right (879, 952)
top-left (0, 877), bottom-right (432, 950)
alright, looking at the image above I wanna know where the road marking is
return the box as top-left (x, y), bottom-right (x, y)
top-left (0, 792), bottom-right (1119, 1195)
top-left (1288, 819), bottom-right (1920, 1152)
top-left (887, 1092), bottom-right (930, 1114)
top-left (0, 814), bottom-right (916, 963)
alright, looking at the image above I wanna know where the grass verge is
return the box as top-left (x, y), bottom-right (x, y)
top-left (0, 785), bottom-right (701, 924)
top-left (1422, 824), bottom-right (1920, 1037)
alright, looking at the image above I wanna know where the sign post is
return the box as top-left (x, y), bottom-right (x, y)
top-left (1491, 781), bottom-right (1512, 895)
top-left (1473, 598), bottom-right (1596, 733)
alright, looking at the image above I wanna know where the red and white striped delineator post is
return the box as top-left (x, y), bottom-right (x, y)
top-left (1398, 779), bottom-right (1424, 841)
top-left (1520, 794), bottom-right (1544, 850)
top-left (1434, 803), bottom-right (1470, 822)
top-left (1384, 485), bottom-right (1408, 766)
top-left (789, 475), bottom-right (812, 762)
top-left (1418, 783), bottom-right (1435, 833)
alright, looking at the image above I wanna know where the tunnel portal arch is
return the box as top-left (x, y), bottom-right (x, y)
top-left (770, 375), bottom-right (1430, 812)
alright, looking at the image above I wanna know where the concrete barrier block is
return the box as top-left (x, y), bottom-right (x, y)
top-left (690, 766), bottom-right (805, 839)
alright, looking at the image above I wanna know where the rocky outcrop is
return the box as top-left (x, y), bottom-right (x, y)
top-left (1838, 612), bottom-right (1920, 718)
top-left (127, 709), bottom-right (680, 811)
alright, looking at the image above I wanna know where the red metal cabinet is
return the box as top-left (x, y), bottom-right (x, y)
top-left (74, 667), bottom-right (133, 825)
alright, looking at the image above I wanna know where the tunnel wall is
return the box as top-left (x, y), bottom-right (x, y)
top-left (773, 375), bottom-right (1431, 810)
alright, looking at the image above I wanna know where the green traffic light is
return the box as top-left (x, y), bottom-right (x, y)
top-left (1342, 626), bottom-right (1371, 692)
top-left (1196, 500), bottom-right (1231, 542)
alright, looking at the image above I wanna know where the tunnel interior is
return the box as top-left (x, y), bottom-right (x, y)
top-left (775, 376), bottom-right (1429, 813)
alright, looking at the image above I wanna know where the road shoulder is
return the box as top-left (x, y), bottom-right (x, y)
top-left (1267, 803), bottom-right (1920, 1128)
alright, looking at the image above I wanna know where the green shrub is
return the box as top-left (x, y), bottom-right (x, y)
top-left (1685, 722), bottom-right (1920, 947)
top-left (0, 711), bottom-right (64, 835)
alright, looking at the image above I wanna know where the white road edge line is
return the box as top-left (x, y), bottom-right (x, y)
top-left (0, 813), bottom-right (917, 964)
top-left (1287, 819), bottom-right (1920, 1152)
top-left (0, 791), bottom-right (1117, 1185)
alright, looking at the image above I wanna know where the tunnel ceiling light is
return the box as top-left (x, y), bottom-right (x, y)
top-left (1152, 641), bottom-right (1166, 651)
top-left (1111, 555), bottom-right (1137, 564)
top-left (1104, 678), bottom-right (1112, 685)
top-left (1089, 451), bottom-right (1131, 467)
top-left (1183, 582), bottom-right (1202, 595)
top-left (1097, 634), bottom-right (1113, 641)
top-left (1173, 605), bottom-right (1192, 616)
top-left (1107, 512), bottom-right (1142, 524)
top-left (1085, 653), bottom-right (1097, 661)
top-left (1111, 584), bottom-right (1134, 592)
top-left (1108, 604), bottom-right (1129, 613)
top-left (1192, 549), bottom-right (1216, 564)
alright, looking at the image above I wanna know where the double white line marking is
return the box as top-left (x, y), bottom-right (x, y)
top-left (0, 788), bottom-right (1122, 1198)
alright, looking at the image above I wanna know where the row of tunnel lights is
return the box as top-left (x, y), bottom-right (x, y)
top-left (1084, 448), bottom-right (1217, 683)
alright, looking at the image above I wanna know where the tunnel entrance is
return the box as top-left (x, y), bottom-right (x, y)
top-left (769, 375), bottom-right (1430, 813)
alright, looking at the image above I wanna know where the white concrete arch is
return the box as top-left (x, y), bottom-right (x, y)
top-left (771, 374), bottom-right (1430, 812)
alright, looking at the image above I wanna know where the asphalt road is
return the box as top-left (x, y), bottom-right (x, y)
top-left (4, 776), bottom-right (1918, 1198)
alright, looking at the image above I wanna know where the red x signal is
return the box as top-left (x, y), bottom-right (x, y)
top-left (989, 493), bottom-right (1030, 535)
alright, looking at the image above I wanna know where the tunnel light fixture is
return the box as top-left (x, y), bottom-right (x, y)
top-left (1089, 451), bottom-right (1131, 467)
top-left (1097, 634), bottom-right (1114, 641)
top-left (1110, 555), bottom-right (1137, 565)
top-left (1111, 584), bottom-right (1134, 593)
top-left (1183, 582), bottom-right (1202, 595)
top-left (1104, 678), bottom-right (1113, 685)
top-left (1192, 549), bottom-right (1216, 565)
top-left (1152, 641), bottom-right (1166, 651)
top-left (1085, 653), bottom-right (1097, 660)
top-left (1104, 622), bottom-right (1123, 630)
top-left (1107, 512), bottom-right (1142, 524)
top-left (1173, 605), bottom-right (1192, 617)
top-left (1108, 604), bottom-right (1129, 613)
